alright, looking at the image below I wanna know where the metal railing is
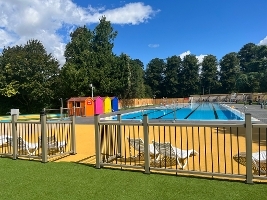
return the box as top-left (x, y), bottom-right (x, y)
top-left (95, 114), bottom-right (267, 184)
top-left (0, 114), bottom-right (76, 162)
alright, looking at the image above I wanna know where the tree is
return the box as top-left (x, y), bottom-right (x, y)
top-left (61, 17), bottom-right (118, 97)
top-left (163, 56), bottom-right (181, 97)
top-left (200, 55), bottom-right (219, 95)
top-left (179, 55), bottom-right (199, 97)
top-left (92, 16), bottom-right (118, 96)
top-left (61, 26), bottom-right (94, 98)
top-left (238, 43), bottom-right (257, 73)
top-left (112, 54), bottom-right (132, 99)
top-left (129, 59), bottom-right (146, 98)
top-left (219, 52), bottom-right (240, 93)
top-left (145, 58), bottom-right (165, 97)
top-left (0, 40), bottom-right (60, 113)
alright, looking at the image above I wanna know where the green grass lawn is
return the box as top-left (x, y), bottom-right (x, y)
top-left (0, 158), bottom-right (266, 200)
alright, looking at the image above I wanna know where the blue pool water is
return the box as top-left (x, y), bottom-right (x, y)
top-left (111, 103), bottom-right (244, 121)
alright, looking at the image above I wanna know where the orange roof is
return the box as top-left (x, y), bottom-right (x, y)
top-left (68, 97), bottom-right (91, 102)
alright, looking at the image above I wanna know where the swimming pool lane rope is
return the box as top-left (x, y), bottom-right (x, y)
top-left (155, 105), bottom-right (190, 119)
top-left (211, 104), bottom-right (219, 119)
top-left (184, 104), bottom-right (202, 119)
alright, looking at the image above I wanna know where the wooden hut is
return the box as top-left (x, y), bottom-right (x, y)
top-left (67, 97), bottom-right (94, 117)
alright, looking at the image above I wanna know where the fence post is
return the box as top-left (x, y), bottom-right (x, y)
top-left (73, 106), bottom-right (76, 116)
top-left (71, 115), bottom-right (76, 154)
top-left (60, 107), bottom-right (63, 120)
top-left (245, 113), bottom-right (253, 184)
top-left (143, 114), bottom-right (150, 174)
top-left (11, 114), bottom-right (17, 160)
top-left (94, 115), bottom-right (101, 169)
top-left (117, 114), bottom-right (122, 156)
top-left (41, 112), bottom-right (48, 163)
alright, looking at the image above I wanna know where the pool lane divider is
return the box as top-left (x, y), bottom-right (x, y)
top-left (129, 109), bottom-right (165, 119)
top-left (211, 104), bottom-right (219, 119)
top-left (155, 106), bottom-right (189, 119)
top-left (128, 105), bottom-right (190, 120)
top-left (184, 104), bottom-right (202, 119)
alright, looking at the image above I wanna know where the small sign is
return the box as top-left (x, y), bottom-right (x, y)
top-left (87, 100), bottom-right (92, 105)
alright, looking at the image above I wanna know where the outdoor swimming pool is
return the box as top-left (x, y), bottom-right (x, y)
top-left (110, 103), bottom-right (245, 121)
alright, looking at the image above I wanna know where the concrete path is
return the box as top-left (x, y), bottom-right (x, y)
top-left (232, 103), bottom-right (267, 124)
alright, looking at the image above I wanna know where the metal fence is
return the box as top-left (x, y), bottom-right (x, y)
top-left (95, 114), bottom-right (267, 184)
top-left (0, 114), bottom-right (76, 162)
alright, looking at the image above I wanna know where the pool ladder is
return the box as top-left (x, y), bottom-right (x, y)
top-left (240, 105), bottom-right (247, 119)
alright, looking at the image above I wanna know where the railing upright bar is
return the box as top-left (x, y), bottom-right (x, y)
top-left (117, 114), bottom-right (122, 156)
top-left (12, 114), bottom-right (18, 160)
top-left (245, 113), bottom-right (253, 184)
top-left (95, 115), bottom-right (101, 169)
top-left (143, 114), bottom-right (150, 174)
top-left (71, 115), bottom-right (76, 154)
top-left (41, 113), bottom-right (48, 163)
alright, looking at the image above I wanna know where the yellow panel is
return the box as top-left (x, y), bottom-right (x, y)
top-left (104, 97), bottom-right (112, 113)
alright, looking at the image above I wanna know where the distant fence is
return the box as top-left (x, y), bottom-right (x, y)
top-left (119, 98), bottom-right (189, 109)
top-left (0, 114), bottom-right (76, 162)
top-left (94, 114), bottom-right (267, 184)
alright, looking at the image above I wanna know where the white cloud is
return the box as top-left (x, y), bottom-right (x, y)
top-left (0, 29), bottom-right (17, 47)
top-left (179, 50), bottom-right (191, 60)
top-left (148, 44), bottom-right (159, 48)
top-left (196, 54), bottom-right (206, 64)
top-left (178, 51), bottom-right (206, 64)
top-left (0, 0), bottom-right (158, 66)
top-left (259, 36), bottom-right (267, 45)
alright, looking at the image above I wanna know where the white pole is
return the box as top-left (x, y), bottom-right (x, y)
top-left (90, 84), bottom-right (94, 98)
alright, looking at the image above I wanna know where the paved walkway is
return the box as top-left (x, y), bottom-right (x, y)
top-left (232, 103), bottom-right (267, 124)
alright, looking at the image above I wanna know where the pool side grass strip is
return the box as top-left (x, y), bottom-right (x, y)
top-left (184, 104), bottom-right (202, 119)
top-left (0, 158), bottom-right (266, 200)
top-left (211, 103), bottom-right (219, 119)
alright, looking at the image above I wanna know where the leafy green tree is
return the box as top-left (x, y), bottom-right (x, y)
top-left (0, 40), bottom-right (60, 113)
top-left (179, 55), bottom-right (199, 97)
top-left (163, 56), bottom-right (181, 97)
top-left (256, 45), bottom-right (267, 92)
top-left (129, 59), bottom-right (146, 98)
top-left (200, 55), bottom-right (219, 94)
top-left (237, 43), bottom-right (267, 93)
top-left (219, 52), bottom-right (240, 93)
top-left (112, 53), bottom-right (131, 99)
top-left (92, 16), bottom-right (118, 96)
top-left (61, 17), bottom-right (118, 98)
top-left (238, 43), bottom-right (257, 73)
top-left (61, 26), bottom-right (94, 98)
top-left (145, 58), bottom-right (165, 97)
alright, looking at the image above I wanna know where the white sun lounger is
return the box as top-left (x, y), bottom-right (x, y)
top-left (233, 151), bottom-right (267, 174)
top-left (127, 137), bottom-right (159, 161)
top-left (152, 141), bottom-right (198, 169)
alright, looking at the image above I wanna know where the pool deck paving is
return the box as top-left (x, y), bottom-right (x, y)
top-left (233, 103), bottom-right (267, 124)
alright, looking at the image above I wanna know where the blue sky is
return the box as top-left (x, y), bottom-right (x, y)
top-left (0, 0), bottom-right (266, 67)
